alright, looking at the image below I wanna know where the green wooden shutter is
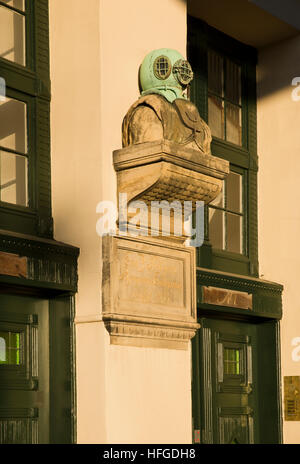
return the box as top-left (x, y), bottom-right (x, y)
top-left (34, 0), bottom-right (52, 237)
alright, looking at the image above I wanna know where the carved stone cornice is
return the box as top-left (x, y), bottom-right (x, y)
top-left (197, 267), bottom-right (283, 294)
top-left (197, 267), bottom-right (283, 320)
top-left (114, 139), bottom-right (229, 179)
top-left (113, 140), bottom-right (229, 241)
top-left (0, 229), bottom-right (79, 293)
top-left (103, 314), bottom-right (199, 350)
top-left (113, 140), bottom-right (229, 207)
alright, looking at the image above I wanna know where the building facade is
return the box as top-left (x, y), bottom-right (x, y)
top-left (0, 0), bottom-right (300, 444)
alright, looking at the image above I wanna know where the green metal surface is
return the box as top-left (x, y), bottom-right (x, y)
top-left (140, 48), bottom-right (192, 102)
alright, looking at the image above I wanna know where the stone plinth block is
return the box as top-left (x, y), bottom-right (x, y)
top-left (102, 234), bottom-right (199, 350)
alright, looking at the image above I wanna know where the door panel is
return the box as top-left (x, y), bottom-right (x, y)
top-left (195, 317), bottom-right (281, 444)
top-left (0, 294), bottom-right (49, 444)
top-left (198, 318), bottom-right (258, 444)
top-left (215, 326), bottom-right (255, 444)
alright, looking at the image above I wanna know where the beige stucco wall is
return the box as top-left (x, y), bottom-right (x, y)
top-left (257, 34), bottom-right (300, 444)
top-left (50, 0), bottom-right (191, 444)
top-left (49, 0), bottom-right (106, 442)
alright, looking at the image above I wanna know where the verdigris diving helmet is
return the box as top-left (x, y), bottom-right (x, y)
top-left (139, 48), bottom-right (194, 103)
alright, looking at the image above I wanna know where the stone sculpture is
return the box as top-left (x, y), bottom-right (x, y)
top-left (122, 48), bottom-right (212, 154)
top-left (103, 49), bottom-right (229, 349)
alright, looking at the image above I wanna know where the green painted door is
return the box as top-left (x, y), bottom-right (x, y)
top-left (0, 294), bottom-right (49, 444)
top-left (195, 317), bottom-right (281, 444)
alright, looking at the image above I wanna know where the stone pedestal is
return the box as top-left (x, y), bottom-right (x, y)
top-left (102, 139), bottom-right (229, 349)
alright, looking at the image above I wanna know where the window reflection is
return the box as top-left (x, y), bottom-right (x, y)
top-left (209, 208), bottom-right (224, 250)
top-left (227, 172), bottom-right (242, 213)
top-left (209, 171), bottom-right (244, 254)
top-left (2, 0), bottom-right (25, 11)
top-left (207, 50), bottom-right (242, 146)
top-left (0, 151), bottom-right (28, 206)
top-left (226, 103), bottom-right (242, 146)
top-left (224, 348), bottom-right (241, 375)
top-left (0, 5), bottom-right (26, 66)
top-left (227, 212), bottom-right (242, 254)
top-left (0, 97), bottom-right (28, 153)
top-left (0, 95), bottom-right (28, 206)
top-left (208, 95), bottom-right (224, 140)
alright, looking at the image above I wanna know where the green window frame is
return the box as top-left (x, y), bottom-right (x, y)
top-left (0, 0), bottom-right (52, 238)
top-left (188, 16), bottom-right (258, 277)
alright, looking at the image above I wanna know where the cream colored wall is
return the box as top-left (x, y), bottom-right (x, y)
top-left (50, 0), bottom-right (191, 444)
top-left (257, 34), bottom-right (300, 444)
top-left (49, 0), bottom-right (107, 443)
top-left (99, 0), bottom-right (191, 445)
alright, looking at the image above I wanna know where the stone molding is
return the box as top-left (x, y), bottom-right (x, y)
top-left (0, 229), bottom-right (79, 292)
top-left (114, 140), bottom-right (229, 207)
top-left (114, 140), bottom-right (228, 179)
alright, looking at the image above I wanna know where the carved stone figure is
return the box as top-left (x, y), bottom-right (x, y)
top-left (122, 48), bottom-right (212, 154)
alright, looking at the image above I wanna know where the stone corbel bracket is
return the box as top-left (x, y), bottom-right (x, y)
top-left (113, 139), bottom-right (229, 207)
top-left (102, 234), bottom-right (199, 350)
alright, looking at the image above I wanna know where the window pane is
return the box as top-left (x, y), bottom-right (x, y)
top-left (0, 331), bottom-right (22, 365)
top-left (224, 348), bottom-right (240, 375)
top-left (226, 103), bottom-right (242, 146)
top-left (209, 207), bottom-right (224, 250)
top-left (0, 337), bottom-right (5, 362)
top-left (226, 59), bottom-right (241, 105)
top-left (210, 181), bottom-right (224, 208)
top-left (208, 95), bottom-right (224, 140)
top-left (0, 5), bottom-right (26, 66)
top-left (226, 171), bottom-right (242, 213)
top-left (0, 150), bottom-right (28, 206)
top-left (208, 50), bottom-right (223, 97)
top-left (226, 212), bottom-right (242, 254)
top-left (2, 0), bottom-right (25, 11)
top-left (0, 97), bottom-right (28, 153)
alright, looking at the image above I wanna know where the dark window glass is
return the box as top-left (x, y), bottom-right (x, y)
top-left (0, 96), bottom-right (28, 206)
top-left (209, 171), bottom-right (244, 254)
top-left (0, 3), bottom-right (26, 66)
top-left (208, 50), bottom-right (242, 146)
top-left (224, 347), bottom-right (241, 375)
